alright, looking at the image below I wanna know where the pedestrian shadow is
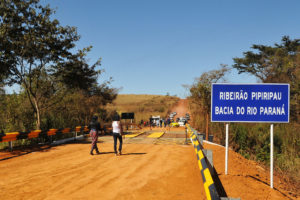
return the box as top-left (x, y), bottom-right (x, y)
top-left (69, 140), bottom-right (105, 144)
top-left (97, 151), bottom-right (115, 155)
top-left (120, 152), bottom-right (147, 156)
top-left (91, 152), bottom-right (146, 156)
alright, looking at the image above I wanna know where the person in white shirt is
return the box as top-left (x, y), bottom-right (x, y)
top-left (112, 113), bottom-right (123, 155)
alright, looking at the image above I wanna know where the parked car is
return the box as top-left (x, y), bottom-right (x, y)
top-left (178, 117), bottom-right (187, 126)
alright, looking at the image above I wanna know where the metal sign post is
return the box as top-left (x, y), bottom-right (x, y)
top-left (270, 124), bottom-right (274, 188)
top-left (225, 123), bottom-right (229, 175)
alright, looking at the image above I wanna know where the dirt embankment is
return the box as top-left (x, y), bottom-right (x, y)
top-left (204, 142), bottom-right (299, 199)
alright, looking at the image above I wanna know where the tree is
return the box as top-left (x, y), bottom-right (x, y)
top-left (233, 36), bottom-right (300, 121)
top-left (188, 65), bottom-right (230, 139)
top-left (0, 0), bottom-right (101, 129)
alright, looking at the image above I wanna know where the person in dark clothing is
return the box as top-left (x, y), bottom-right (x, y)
top-left (149, 117), bottom-right (153, 130)
top-left (88, 116), bottom-right (101, 155)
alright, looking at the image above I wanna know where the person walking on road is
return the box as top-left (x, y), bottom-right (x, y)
top-left (149, 116), bottom-right (153, 130)
top-left (112, 113), bottom-right (123, 156)
top-left (88, 116), bottom-right (101, 155)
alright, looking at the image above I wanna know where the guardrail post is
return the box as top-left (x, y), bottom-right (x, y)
top-left (50, 135), bottom-right (53, 144)
top-left (74, 131), bottom-right (77, 141)
top-left (203, 149), bottom-right (213, 168)
top-left (208, 134), bottom-right (214, 142)
top-left (185, 127), bottom-right (188, 144)
top-left (201, 132), bottom-right (206, 140)
top-left (9, 141), bottom-right (13, 151)
top-left (196, 133), bottom-right (203, 145)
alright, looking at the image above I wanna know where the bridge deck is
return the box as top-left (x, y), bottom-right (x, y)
top-left (0, 130), bottom-right (206, 200)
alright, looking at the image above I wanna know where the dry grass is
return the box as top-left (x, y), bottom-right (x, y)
top-left (106, 94), bottom-right (180, 123)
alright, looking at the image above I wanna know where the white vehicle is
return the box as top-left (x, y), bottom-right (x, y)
top-left (152, 115), bottom-right (160, 124)
top-left (178, 117), bottom-right (187, 126)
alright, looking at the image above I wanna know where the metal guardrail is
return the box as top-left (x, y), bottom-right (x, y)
top-left (0, 126), bottom-right (90, 151)
top-left (187, 124), bottom-right (220, 200)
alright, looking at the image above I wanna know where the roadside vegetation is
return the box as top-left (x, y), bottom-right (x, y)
top-left (106, 94), bottom-right (180, 123)
top-left (187, 37), bottom-right (300, 185)
top-left (0, 0), bottom-right (117, 148)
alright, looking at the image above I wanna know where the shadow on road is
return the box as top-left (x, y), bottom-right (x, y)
top-left (205, 156), bottom-right (228, 198)
top-left (198, 141), bottom-right (228, 198)
top-left (247, 175), bottom-right (293, 200)
top-left (0, 145), bottom-right (53, 161)
top-left (120, 152), bottom-right (147, 156)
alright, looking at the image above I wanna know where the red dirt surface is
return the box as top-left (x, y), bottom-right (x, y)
top-left (204, 142), bottom-right (299, 199)
top-left (0, 143), bottom-right (206, 200)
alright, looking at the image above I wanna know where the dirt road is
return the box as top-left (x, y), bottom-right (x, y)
top-left (0, 135), bottom-right (205, 200)
top-left (169, 99), bottom-right (189, 118)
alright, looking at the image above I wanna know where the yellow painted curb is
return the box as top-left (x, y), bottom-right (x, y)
top-left (125, 132), bottom-right (144, 138)
top-left (147, 132), bottom-right (165, 138)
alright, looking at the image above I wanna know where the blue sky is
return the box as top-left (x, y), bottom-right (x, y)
top-left (18, 0), bottom-right (299, 97)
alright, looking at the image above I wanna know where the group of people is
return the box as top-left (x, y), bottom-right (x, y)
top-left (88, 113), bottom-right (123, 156)
top-left (147, 117), bottom-right (171, 128)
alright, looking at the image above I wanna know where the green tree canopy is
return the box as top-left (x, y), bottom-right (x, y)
top-left (188, 65), bottom-right (230, 138)
top-left (0, 0), bottom-right (106, 128)
top-left (233, 36), bottom-right (300, 83)
top-left (233, 36), bottom-right (300, 121)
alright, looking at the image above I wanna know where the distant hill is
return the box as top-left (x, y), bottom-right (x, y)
top-left (106, 94), bottom-right (180, 123)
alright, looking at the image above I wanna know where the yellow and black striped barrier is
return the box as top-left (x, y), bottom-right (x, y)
top-left (0, 126), bottom-right (90, 143)
top-left (187, 125), bottom-right (220, 200)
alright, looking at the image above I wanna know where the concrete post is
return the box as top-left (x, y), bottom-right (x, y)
top-left (197, 133), bottom-right (203, 145)
top-left (185, 127), bottom-right (188, 145)
top-left (203, 149), bottom-right (213, 168)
